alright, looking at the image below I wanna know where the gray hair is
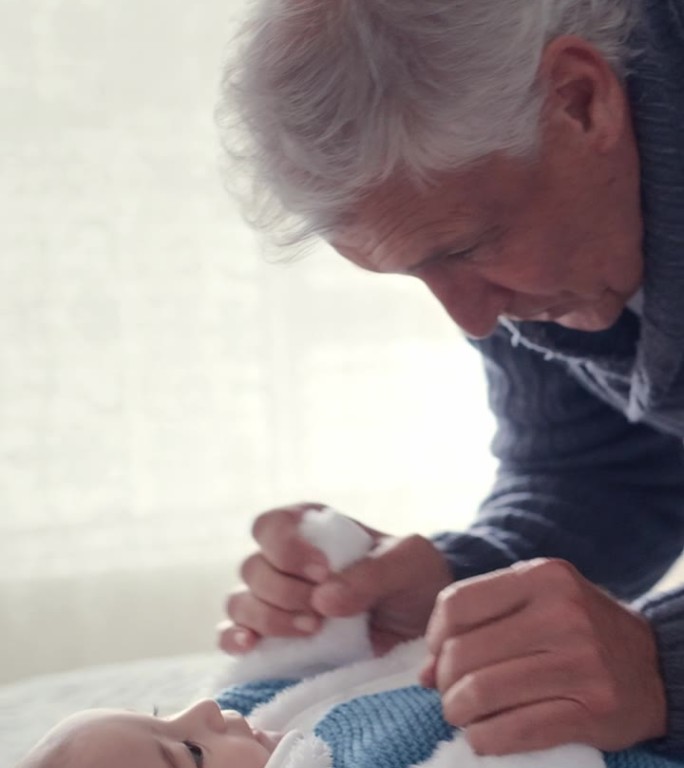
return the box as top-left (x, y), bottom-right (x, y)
top-left (217, 0), bottom-right (641, 249)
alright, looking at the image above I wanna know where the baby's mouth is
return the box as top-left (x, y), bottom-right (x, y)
top-left (251, 727), bottom-right (285, 753)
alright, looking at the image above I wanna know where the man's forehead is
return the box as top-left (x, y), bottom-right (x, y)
top-left (349, 171), bottom-right (479, 220)
top-left (330, 181), bottom-right (485, 272)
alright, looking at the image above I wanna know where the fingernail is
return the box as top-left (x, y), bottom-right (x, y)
top-left (419, 658), bottom-right (436, 688)
top-left (234, 629), bottom-right (251, 647)
top-left (293, 614), bottom-right (319, 633)
top-left (315, 582), bottom-right (352, 609)
top-left (304, 564), bottom-right (328, 583)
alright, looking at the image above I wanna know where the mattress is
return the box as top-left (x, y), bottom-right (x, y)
top-left (0, 653), bottom-right (225, 765)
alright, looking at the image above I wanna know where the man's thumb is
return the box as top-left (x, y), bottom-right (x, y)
top-left (310, 535), bottom-right (434, 616)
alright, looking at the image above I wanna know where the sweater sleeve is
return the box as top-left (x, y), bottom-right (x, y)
top-left (431, 324), bottom-right (684, 601)
top-left (636, 589), bottom-right (684, 756)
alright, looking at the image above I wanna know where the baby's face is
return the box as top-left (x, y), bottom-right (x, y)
top-left (23, 699), bottom-right (282, 768)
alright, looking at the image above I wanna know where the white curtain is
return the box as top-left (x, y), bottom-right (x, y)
top-left (0, 0), bottom-right (496, 684)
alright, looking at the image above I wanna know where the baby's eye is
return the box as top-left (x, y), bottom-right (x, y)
top-left (183, 741), bottom-right (204, 767)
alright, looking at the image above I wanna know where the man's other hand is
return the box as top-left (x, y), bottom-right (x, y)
top-left (421, 558), bottom-right (667, 755)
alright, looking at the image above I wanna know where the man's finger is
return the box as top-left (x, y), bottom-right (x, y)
top-left (216, 622), bottom-right (260, 654)
top-left (464, 698), bottom-right (589, 756)
top-left (225, 588), bottom-right (322, 637)
top-left (252, 504), bottom-right (330, 581)
top-left (312, 534), bottom-right (451, 617)
top-left (431, 601), bottom-right (572, 690)
top-left (425, 565), bottom-right (533, 652)
top-left (440, 651), bottom-right (591, 726)
top-left (240, 553), bottom-right (316, 612)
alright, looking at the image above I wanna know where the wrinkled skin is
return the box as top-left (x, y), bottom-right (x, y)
top-left (421, 559), bottom-right (666, 755)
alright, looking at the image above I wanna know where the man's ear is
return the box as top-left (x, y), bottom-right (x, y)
top-left (538, 35), bottom-right (628, 153)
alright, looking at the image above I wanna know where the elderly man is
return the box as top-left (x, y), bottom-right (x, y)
top-left (217, 0), bottom-right (684, 760)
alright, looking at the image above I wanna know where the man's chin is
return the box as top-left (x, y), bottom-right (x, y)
top-left (506, 294), bottom-right (628, 332)
top-left (553, 307), bottom-right (623, 332)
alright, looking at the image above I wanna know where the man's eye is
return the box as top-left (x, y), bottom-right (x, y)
top-left (183, 741), bottom-right (204, 767)
top-left (446, 247), bottom-right (477, 262)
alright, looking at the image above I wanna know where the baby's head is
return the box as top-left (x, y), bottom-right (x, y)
top-left (17, 699), bottom-right (283, 768)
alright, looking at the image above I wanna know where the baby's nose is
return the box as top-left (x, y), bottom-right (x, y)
top-left (183, 699), bottom-right (227, 731)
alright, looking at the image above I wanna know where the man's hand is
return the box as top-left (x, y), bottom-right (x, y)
top-left (217, 502), bottom-right (454, 656)
top-left (421, 558), bottom-right (667, 756)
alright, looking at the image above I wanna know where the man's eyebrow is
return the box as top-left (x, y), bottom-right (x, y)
top-left (158, 741), bottom-right (183, 768)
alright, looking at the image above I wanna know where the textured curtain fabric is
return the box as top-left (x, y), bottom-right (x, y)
top-left (0, 0), bottom-right (495, 684)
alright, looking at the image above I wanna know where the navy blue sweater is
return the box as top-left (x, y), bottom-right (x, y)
top-left (431, 0), bottom-right (684, 756)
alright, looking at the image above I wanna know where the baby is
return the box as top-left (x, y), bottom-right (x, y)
top-left (17, 700), bottom-right (286, 768)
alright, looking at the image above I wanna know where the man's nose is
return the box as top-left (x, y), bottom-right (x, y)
top-left (422, 272), bottom-right (505, 339)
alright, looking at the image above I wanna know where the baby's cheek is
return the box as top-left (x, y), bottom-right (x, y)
top-left (222, 739), bottom-right (272, 768)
